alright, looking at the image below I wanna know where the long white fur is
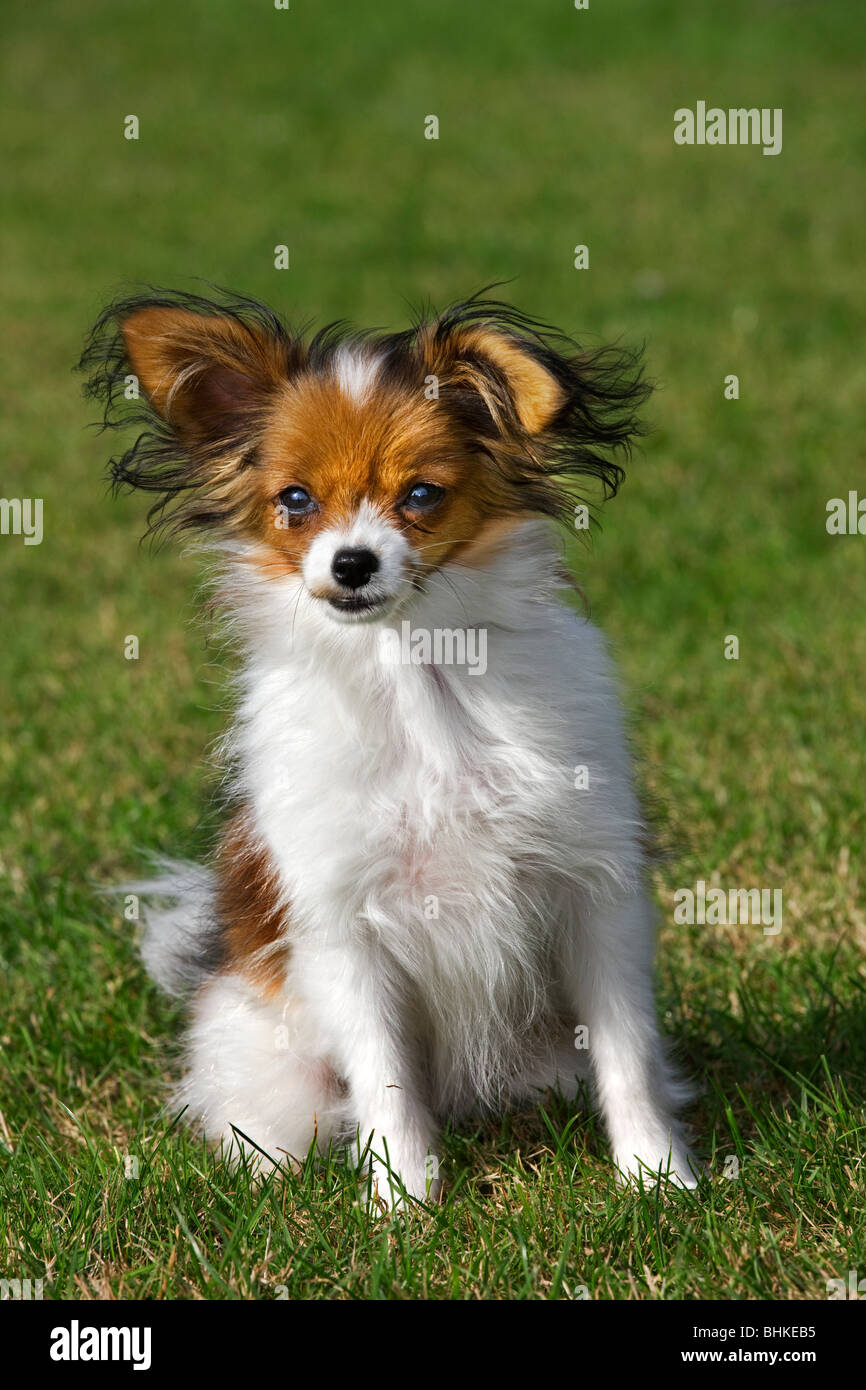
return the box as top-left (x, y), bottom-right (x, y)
top-left (138, 515), bottom-right (697, 1202)
top-left (332, 344), bottom-right (382, 404)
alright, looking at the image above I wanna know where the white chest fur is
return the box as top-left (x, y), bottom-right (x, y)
top-left (221, 524), bottom-right (643, 1107)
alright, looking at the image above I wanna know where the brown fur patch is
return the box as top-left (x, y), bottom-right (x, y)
top-left (215, 811), bottom-right (290, 998)
top-left (239, 370), bottom-right (519, 582)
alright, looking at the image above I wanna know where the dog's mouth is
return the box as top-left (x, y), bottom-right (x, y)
top-left (326, 593), bottom-right (390, 618)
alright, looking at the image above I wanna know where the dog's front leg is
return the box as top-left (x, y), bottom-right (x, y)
top-left (302, 939), bottom-right (439, 1208)
top-left (564, 890), bottom-right (698, 1187)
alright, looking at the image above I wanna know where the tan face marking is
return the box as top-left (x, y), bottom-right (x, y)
top-left (237, 370), bottom-right (505, 590)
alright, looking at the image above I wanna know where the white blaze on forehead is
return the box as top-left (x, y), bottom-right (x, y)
top-left (333, 343), bottom-right (382, 404)
top-left (303, 499), bottom-right (411, 596)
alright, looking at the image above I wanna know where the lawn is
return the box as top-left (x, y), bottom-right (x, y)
top-left (1, 0), bottom-right (864, 1299)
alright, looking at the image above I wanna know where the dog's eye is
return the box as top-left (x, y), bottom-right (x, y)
top-left (277, 486), bottom-right (317, 515)
top-left (402, 483), bottom-right (445, 511)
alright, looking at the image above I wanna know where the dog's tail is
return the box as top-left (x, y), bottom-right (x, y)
top-left (114, 859), bottom-right (224, 997)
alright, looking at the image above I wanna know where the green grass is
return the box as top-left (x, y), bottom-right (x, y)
top-left (1, 0), bottom-right (865, 1299)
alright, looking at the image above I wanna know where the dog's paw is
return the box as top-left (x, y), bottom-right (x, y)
top-left (363, 1152), bottom-right (442, 1213)
top-left (615, 1142), bottom-right (703, 1190)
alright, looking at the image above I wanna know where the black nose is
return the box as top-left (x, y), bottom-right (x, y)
top-left (331, 547), bottom-right (380, 590)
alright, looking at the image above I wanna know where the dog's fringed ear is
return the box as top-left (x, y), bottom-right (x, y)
top-left (418, 316), bottom-right (567, 439)
top-left (79, 288), bottom-right (303, 537)
top-left (121, 306), bottom-right (290, 443)
top-left (450, 327), bottom-right (566, 436)
top-left (417, 293), bottom-right (652, 520)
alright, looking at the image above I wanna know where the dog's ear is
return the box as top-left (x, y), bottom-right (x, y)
top-left (418, 296), bottom-right (651, 522)
top-left (80, 289), bottom-right (306, 536)
top-left (121, 306), bottom-right (292, 445)
top-left (446, 326), bottom-right (566, 436)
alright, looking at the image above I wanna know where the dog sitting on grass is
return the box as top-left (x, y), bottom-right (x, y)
top-left (81, 286), bottom-right (697, 1206)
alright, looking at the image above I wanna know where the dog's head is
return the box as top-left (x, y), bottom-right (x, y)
top-left (81, 287), bottom-right (649, 622)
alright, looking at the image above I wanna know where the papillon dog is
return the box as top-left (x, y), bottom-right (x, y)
top-left (81, 287), bottom-right (697, 1204)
